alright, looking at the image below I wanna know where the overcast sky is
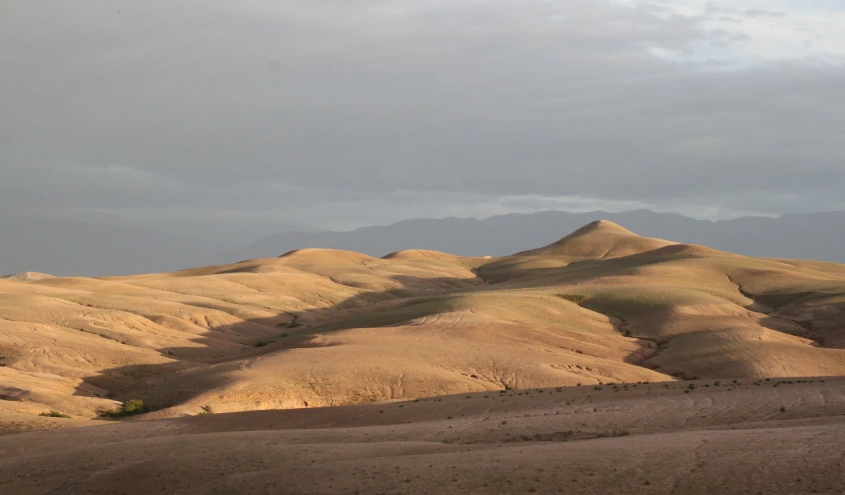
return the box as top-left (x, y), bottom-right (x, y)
top-left (2, 0), bottom-right (844, 239)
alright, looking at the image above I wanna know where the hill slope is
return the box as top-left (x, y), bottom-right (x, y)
top-left (1, 220), bottom-right (844, 427)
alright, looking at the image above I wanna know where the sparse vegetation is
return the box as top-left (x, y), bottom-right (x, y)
top-left (557, 294), bottom-right (589, 304)
top-left (39, 411), bottom-right (71, 418)
top-left (102, 399), bottom-right (149, 418)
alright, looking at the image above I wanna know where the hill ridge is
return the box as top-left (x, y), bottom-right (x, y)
top-left (1, 218), bottom-right (845, 433)
top-left (514, 219), bottom-right (676, 259)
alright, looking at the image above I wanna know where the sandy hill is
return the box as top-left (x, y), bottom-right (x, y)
top-left (0, 220), bottom-right (844, 432)
top-left (3, 220), bottom-right (845, 493)
top-left (515, 220), bottom-right (677, 259)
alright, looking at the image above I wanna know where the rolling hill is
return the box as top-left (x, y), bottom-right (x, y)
top-left (1, 220), bottom-right (844, 426)
top-left (3, 219), bottom-right (845, 493)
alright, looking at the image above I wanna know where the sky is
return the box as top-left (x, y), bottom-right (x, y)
top-left (2, 0), bottom-right (844, 239)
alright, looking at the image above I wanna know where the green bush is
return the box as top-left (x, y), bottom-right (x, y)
top-left (102, 399), bottom-right (149, 418)
top-left (123, 399), bottom-right (148, 415)
top-left (39, 411), bottom-right (71, 419)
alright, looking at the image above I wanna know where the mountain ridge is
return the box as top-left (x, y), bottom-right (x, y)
top-left (2, 209), bottom-right (845, 277)
top-left (215, 210), bottom-right (845, 266)
top-left (515, 219), bottom-right (677, 258)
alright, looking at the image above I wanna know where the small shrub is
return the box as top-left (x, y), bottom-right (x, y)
top-left (102, 399), bottom-right (149, 418)
top-left (199, 406), bottom-right (214, 415)
top-left (123, 399), bottom-right (148, 415)
top-left (39, 411), bottom-right (71, 419)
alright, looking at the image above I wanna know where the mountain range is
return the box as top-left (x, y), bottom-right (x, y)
top-left (2, 210), bottom-right (845, 276)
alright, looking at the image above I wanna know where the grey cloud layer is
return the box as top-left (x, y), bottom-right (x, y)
top-left (2, 1), bottom-right (843, 229)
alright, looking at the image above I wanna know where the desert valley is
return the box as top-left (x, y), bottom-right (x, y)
top-left (1, 220), bottom-right (844, 494)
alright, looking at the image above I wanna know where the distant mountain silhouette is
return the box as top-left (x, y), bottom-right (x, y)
top-left (217, 210), bottom-right (845, 265)
top-left (3, 211), bottom-right (843, 276)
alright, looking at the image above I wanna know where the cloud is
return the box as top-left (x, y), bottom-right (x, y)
top-left (1, 0), bottom-right (844, 233)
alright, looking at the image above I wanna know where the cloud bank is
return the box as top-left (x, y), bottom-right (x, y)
top-left (2, 0), bottom-right (843, 233)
